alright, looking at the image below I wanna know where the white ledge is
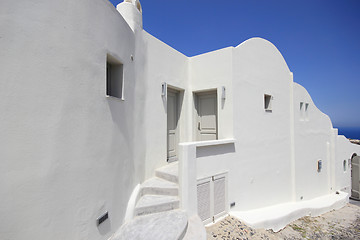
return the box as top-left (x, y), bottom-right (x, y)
top-left (180, 138), bottom-right (236, 147)
top-left (230, 191), bottom-right (348, 232)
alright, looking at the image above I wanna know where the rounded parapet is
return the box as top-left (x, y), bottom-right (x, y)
top-left (124, 0), bottom-right (142, 13)
top-left (117, 0), bottom-right (143, 32)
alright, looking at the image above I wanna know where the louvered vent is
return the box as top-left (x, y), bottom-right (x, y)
top-left (213, 177), bottom-right (225, 215)
top-left (197, 180), bottom-right (211, 221)
top-left (197, 173), bottom-right (228, 224)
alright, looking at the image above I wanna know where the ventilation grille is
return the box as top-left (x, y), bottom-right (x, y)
top-left (213, 177), bottom-right (225, 215)
top-left (197, 181), bottom-right (211, 221)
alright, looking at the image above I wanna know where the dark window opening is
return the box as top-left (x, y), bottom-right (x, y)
top-left (264, 94), bottom-right (272, 112)
top-left (106, 55), bottom-right (124, 99)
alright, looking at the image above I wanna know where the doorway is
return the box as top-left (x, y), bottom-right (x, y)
top-left (195, 91), bottom-right (218, 141)
top-left (351, 154), bottom-right (360, 200)
top-left (167, 89), bottom-right (180, 162)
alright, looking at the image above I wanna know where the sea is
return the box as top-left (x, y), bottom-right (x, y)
top-left (336, 126), bottom-right (360, 140)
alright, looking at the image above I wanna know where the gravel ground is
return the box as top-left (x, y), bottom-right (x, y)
top-left (206, 202), bottom-right (360, 239)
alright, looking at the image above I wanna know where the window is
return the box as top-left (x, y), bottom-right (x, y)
top-left (317, 159), bottom-right (322, 172)
top-left (343, 160), bottom-right (347, 172)
top-left (264, 94), bottom-right (272, 112)
top-left (300, 102), bottom-right (309, 121)
top-left (106, 55), bottom-right (124, 99)
top-left (305, 103), bottom-right (309, 120)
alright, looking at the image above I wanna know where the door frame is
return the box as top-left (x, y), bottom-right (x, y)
top-left (193, 89), bottom-right (218, 141)
top-left (351, 153), bottom-right (359, 200)
top-left (167, 87), bottom-right (181, 162)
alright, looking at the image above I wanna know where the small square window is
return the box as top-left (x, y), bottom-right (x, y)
top-left (106, 55), bottom-right (124, 99)
top-left (264, 94), bottom-right (272, 112)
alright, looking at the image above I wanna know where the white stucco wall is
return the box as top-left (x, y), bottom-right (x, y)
top-left (141, 32), bottom-right (189, 179)
top-left (189, 47), bottom-right (234, 140)
top-left (188, 37), bottom-right (360, 213)
top-left (292, 83), bottom-right (334, 200)
top-left (0, 0), bottom-right (143, 239)
top-left (231, 38), bottom-right (293, 209)
top-left (188, 38), bottom-right (295, 211)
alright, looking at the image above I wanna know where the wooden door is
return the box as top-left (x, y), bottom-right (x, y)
top-left (196, 92), bottom-right (218, 141)
top-left (352, 156), bottom-right (360, 199)
top-left (167, 89), bottom-right (179, 162)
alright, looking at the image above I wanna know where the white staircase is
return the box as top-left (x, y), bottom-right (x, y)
top-left (111, 161), bottom-right (207, 240)
top-left (135, 162), bottom-right (180, 216)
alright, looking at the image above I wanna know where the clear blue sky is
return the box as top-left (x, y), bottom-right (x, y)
top-left (110, 0), bottom-right (360, 129)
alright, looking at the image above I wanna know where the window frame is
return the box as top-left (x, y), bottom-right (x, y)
top-left (106, 54), bottom-right (124, 100)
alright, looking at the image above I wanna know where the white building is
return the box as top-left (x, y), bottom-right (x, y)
top-left (1, 0), bottom-right (359, 239)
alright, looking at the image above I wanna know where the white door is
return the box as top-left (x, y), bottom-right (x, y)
top-left (196, 92), bottom-right (218, 141)
top-left (167, 89), bottom-right (179, 162)
top-left (352, 156), bottom-right (360, 199)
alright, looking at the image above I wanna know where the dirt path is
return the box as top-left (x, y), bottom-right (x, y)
top-left (206, 202), bottom-right (360, 239)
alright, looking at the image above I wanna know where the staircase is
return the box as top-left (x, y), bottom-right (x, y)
top-left (135, 162), bottom-right (180, 216)
top-left (112, 162), bottom-right (189, 240)
top-left (112, 161), bottom-right (207, 240)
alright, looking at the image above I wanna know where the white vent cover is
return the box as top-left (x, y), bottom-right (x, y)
top-left (213, 176), bottom-right (225, 216)
top-left (197, 180), bottom-right (211, 221)
top-left (197, 173), bottom-right (227, 223)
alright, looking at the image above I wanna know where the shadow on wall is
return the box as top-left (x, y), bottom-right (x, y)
top-left (196, 143), bottom-right (235, 158)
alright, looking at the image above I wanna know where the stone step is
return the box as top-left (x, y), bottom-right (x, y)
top-left (140, 177), bottom-right (178, 197)
top-left (135, 195), bottom-right (180, 216)
top-left (155, 162), bottom-right (179, 183)
top-left (182, 215), bottom-right (207, 240)
top-left (112, 210), bottom-right (188, 240)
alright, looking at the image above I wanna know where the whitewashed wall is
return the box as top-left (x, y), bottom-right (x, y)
top-left (293, 83), bottom-right (333, 200)
top-left (189, 47), bottom-right (234, 140)
top-left (190, 37), bottom-right (360, 213)
top-left (231, 38), bottom-right (293, 210)
top-left (0, 0), bottom-right (143, 239)
top-left (190, 38), bottom-right (294, 211)
top-left (141, 32), bottom-right (189, 179)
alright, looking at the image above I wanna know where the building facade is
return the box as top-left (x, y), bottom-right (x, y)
top-left (1, 0), bottom-right (359, 239)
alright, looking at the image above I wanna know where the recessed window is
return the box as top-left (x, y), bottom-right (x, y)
top-left (343, 160), bottom-right (347, 172)
top-left (106, 54), bottom-right (124, 99)
top-left (300, 102), bottom-right (304, 120)
top-left (305, 103), bottom-right (309, 120)
top-left (264, 94), bottom-right (272, 112)
top-left (317, 159), bottom-right (322, 172)
top-left (300, 102), bottom-right (309, 120)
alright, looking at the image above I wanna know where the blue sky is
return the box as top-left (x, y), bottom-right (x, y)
top-left (110, 0), bottom-right (360, 129)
